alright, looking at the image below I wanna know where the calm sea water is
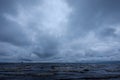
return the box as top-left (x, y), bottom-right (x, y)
top-left (0, 62), bottom-right (120, 80)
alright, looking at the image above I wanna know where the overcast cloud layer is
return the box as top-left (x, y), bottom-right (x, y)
top-left (0, 0), bottom-right (120, 62)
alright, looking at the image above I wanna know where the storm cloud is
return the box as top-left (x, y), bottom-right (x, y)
top-left (0, 0), bottom-right (120, 62)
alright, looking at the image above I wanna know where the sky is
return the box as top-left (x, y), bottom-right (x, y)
top-left (0, 0), bottom-right (120, 62)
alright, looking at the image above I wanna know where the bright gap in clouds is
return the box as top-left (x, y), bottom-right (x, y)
top-left (0, 0), bottom-right (120, 62)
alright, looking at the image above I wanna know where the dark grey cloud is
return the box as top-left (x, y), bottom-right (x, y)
top-left (0, 0), bottom-right (120, 62)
